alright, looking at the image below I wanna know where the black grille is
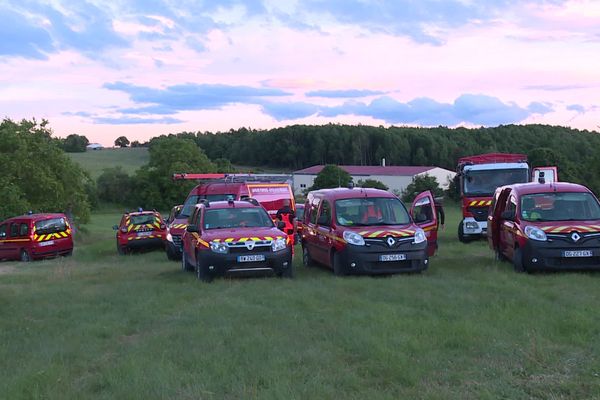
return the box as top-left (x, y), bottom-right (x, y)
top-left (468, 206), bottom-right (489, 222)
top-left (172, 235), bottom-right (182, 248)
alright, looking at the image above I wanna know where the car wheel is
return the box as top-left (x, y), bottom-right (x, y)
top-left (513, 247), bottom-right (526, 273)
top-left (181, 252), bottom-right (192, 272)
top-left (302, 246), bottom-right (313, 268)
top-left (196, 257), bottom-right (212, 283)
top-left (166, 245), bottom-right (179, 261)
top-left (279, 257), bottom-right (294, 278)
top-left (332, 252), bottom-right (345, 276)
top-left (117, 241), bottom-right (126, 256)
top-left (458, 222), bottom-right (472, 243)
top-left (20, 249), bottom-right (31, 262)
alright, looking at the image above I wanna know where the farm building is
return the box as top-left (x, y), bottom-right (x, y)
top-left (292, 165), bottom-right (456, 195)
top-left (86, 143), bottom-right (104, 150)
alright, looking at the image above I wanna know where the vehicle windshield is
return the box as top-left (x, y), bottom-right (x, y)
top-left (521, 192), bottom-right (600, 222)
top-left (203, 208), bottom-right (274, 230)
top-left (335, 197), bottom-right (410, 227)
top-left (35, 218), bottom-right (67, 234)
top-left (463, 168), bottom-right (529, 196)
top-left (130, 214), bottom-right (157, 225)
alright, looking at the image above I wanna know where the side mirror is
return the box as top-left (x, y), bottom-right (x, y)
top-left (186, 225), bottom-right (199, 233)
top-left (277, 221), bottom-right (286, 230)
top-left (112, 225), bottom-right (119, 230)
top-left (501, 210), bottom-right (515, 221)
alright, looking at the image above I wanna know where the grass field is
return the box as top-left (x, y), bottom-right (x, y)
top-left (68, 148), bottom-right (149, 179)
top-left (1, 206), bottom-right (599, 399)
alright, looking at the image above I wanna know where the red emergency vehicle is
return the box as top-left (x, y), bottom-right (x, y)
top-left (488, 181), bottom-right (600, 272)
top-left (457, 153), bottom-right (557, 243)
top-left (167, 174), bottom-right (296, 261)
top-left (0, 213), bottom-right (73, 261)
top-left (181, 199), bottom-right (293, 282)
top-left (113, 210), bottom-right (167, 254)
top-left (301, 188), bottom-right (438, 275)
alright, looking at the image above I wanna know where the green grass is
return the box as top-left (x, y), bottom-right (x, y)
top-left (68, 148), bottom-right (149, 179)
top-left (1, 206), bottom-right (600, 399)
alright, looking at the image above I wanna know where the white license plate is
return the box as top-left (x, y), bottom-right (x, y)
top-left (237, 255), bottom-right (265, 262)
top-left (137, 231), bottom-right (153, 237)
top-left (562, 250), bottom-right (593, 258)
top-left (39, 240), bottom-right (54, 247)
top-left (379, 254), bottom-right (407, 262)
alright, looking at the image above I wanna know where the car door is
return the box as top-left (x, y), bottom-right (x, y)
top-left (489, 188), bottom-right (511, 251)
top-left (0, 223), bottom-right (9, 259)
top-left (500, 195), bottom-right (518, 259)
top-left (182, 208), bottom-right (199, 262)
top-left (410, 191), bottom-right (438, 256)
top-left (303, 196), bottom-right (321, 260)
top-left (314, 200), bottom-right (334, 266)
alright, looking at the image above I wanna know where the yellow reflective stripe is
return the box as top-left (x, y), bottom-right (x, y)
top-left (224, 238), bottom-right (234, 242)
top-left (265, 236), bottom-right (273, 241)
top-left (251, 237), bottom-right (261, 241)
top-left (239, 237), bottom-right (248, 242)
top-left (368, 231), bottom-right (384, 238)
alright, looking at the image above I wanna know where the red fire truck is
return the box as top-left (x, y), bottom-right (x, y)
top-left (166, 174), bottom-right (295, 260)
top-left (457, 153), bottom-right (557, 243)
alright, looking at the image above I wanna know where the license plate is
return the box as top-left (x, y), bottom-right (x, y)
top-left (379, 254), bottom-right (407, 262)
top-left (137, 231), bottom-right (152, 237)
top-left (562, 250), bottom-right (593, 258)
top-left (237, 255), bottom-right (265, 262)
top-left (39, 240), bottom-right (54, 247)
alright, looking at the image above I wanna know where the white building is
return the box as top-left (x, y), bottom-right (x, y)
top-left (86, 143), bottom-right (104, 150)
top-left (292, 165), bottom-right (456, 195)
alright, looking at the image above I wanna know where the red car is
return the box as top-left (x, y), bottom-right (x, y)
top-left (165, 205), bottom-right (185, 260)
top-left (0, 213), bottom-right (73, 261)
top-left (113, 210), bottom-right (167, 254)
top-left (301, 188), bottom-right (439, 275)
top-left (181, 199), bottom-right (293, 282)
top-left (488, 182), bottom-right (600, 272)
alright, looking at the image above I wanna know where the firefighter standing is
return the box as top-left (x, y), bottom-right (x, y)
top-left (276, 199), bottom-right (296, 247)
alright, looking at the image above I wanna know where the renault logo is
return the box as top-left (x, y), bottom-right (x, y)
top-left (571, 232), bottom-right (581, 242)
top-left (386, 236), bottom-right (395, 247)
top-left (245, 241), bottom-right (255, 250)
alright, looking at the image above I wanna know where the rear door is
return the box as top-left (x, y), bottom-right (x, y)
top-left (410, 191), bottom-right (438, 256)
top-left (488, 188), bottom-right (511, 251)
top-left (247, 184), bottom-right (295, 219)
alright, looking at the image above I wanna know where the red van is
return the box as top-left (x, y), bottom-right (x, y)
top-left (114, 210), bottom-right (167, 254)
top-left (181, 199), bottom-right (293, 282)
top-left (0, 213), bottom-right (73, 261)
top-left (301, 188), bottom-right (439, 275)
top-left (488, 182), bottom-right (600, 272)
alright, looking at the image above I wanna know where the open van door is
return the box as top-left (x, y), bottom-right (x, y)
top-left (488, 187), bottom-right (511, 252)
top-left (532, 166), bottom-right (558, 184)
top-left (410, 191), bottom-right (438, 256)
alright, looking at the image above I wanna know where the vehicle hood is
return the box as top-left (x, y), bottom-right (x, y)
top-left (341, 224), bottom-right (418, 238)
top-left (525, 220), bottom-right (600, 234)
top-left (168, 217), bottom-right (188, 234)
top-left (201, 227), bottom-right (287, 242)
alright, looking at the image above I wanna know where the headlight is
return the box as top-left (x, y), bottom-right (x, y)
top-left (524, 226), bottom-right (547, 241)
top-left (166, 233), bottom-right (173, 242)
top-left (271, 237), bottom-right (287, 252)
top-left (343, 231), bottom-right (365, 246)
top-left (413, 228), bottom-right (427, 244)
top-left (210, 241), bottom-right (229, 254)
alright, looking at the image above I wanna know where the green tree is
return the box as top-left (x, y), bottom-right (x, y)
top-left (63, 134), bottom-right (89, 152)
top-left (401, 174), bottom-right (444, 203)
top-left (0, 118), bottom-right (92, 223)
top-left (357, 179), bottom-right (388, 190)
top-left (310, 165), bottom-right (352, 190)
top-left (115, 136), bottom-right (130, 148)
top-left (97, 166), bottom-right (134, 204)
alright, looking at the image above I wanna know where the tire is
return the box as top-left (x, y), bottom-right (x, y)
top-left (20, 249), bottom-right (31, 262)
top-left (302, 246), bottom-right (313, 268)
top-left (278, 257), bottom-right (294, 278)
top-left (196, 257), bottom-right (212, 282)
top-left (332, 252), bottom-right (345, 276)
top-left (513, 247), bottom-right (526, 273)
top-left (458, 222), bottom-right (473, 243)
top-left (181, 251), bottom-right (193, 272)
top-left (166, 244), bottom-right (180, 261)
top-left (117, 241), bottom-right (127, 256)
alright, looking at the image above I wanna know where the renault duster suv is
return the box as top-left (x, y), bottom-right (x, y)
top-left (181, 199), bottom-right (293, 282)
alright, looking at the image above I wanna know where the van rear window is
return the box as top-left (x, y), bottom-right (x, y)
top-left (35, 218), bottom-right (67, 234)
top-left (130, 214), bottom-right (156, 225)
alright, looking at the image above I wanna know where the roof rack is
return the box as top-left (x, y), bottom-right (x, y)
top-left (172, 173), bottom-right (291, 184)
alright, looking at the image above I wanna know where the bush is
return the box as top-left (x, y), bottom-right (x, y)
top-left (310, 165), bottom-right (351, 191)
top-left (63, 134), bottom-right (89, 152)
top-left (401, 174), bottom-right (444, 203)
top-left (357, 179), bottom-right (388, 190)
top-left (97, 166), bottom-right (134, 204)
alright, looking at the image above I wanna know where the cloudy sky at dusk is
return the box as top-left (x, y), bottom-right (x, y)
top-left (1, 0), bottom-right (599, 145)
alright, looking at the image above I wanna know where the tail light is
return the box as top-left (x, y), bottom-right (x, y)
top-left (120, 227), bottom-right (128, 233)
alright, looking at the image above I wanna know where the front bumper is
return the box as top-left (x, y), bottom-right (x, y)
top-left (523, 238), bottom-right (600, 271)
top-left (198, 247), bottom-right (292, 277)
top-left (338, 239), bottom-right (428, 274)
top-left (462, 218), bottom-right (487, 236)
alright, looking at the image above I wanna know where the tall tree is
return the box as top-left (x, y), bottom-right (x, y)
top-left (115, 136), bottom-right (130, 148)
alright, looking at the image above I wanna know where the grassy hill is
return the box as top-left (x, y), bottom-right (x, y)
top-left (68, 148), bottom-right (149, 179)
top-left (1, 205), bottom-right (599, 398)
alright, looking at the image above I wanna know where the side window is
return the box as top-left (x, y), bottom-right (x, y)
top-left (505, 196), bottom-right (517, 214)
top-left (20, 223), bottom-right (29, 237)
top-left (318, 201), bottom-right (332, 226)
top-left (412, 197), bottom-right (433, 224)
top-left (0, 224), bottom-right (7, 239)
top-left (10, 223), bottom-right (19, 237)
top-left (309, 198), bottom-right (321, 225)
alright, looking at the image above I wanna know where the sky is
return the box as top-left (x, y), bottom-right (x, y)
top-left (1, 0), bottom-right (599, 145)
